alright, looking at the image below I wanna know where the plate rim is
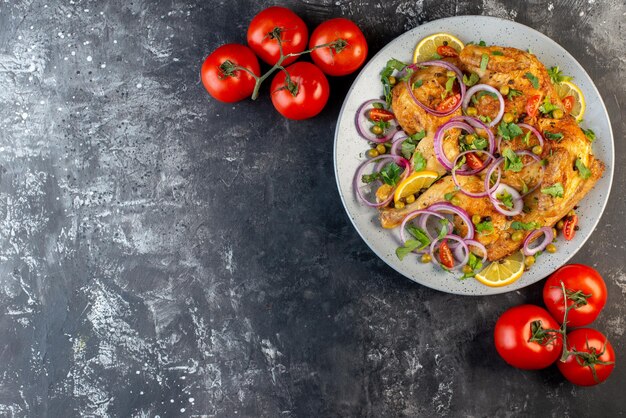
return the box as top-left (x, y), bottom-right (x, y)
top-left (333, 15), bottom-right (615, 296)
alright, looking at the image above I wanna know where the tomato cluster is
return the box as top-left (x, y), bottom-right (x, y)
top-left (494, 264), bottom-right (615, 386)
top-left (200, 6), bottom-right (368, 119)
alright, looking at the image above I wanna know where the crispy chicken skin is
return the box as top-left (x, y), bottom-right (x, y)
top-left (459, 45), bottom-right (564, 123)
top-left (379, 44), bottom-right (605, 261)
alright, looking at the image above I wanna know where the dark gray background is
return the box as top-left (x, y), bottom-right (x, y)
top-left (0, 0), bottom-right (624, 416)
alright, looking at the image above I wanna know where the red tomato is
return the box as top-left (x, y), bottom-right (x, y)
top-left (465, 153), bottom-right (483, 170)
top-left (562, 95), bottom-right (575, 114)
top-left (247, 6), bottom-right (308, 66)
top-left (270, 62), bottom-right (330, 120)
top-left (525, 95), bottom-right (541, 118)
top-left (563, 213), bottom-right (578, 241)
top-left (309, 18), bottom-right (368, 76)
top-left (558, 328), bottom-right (615, 386)
top-left (437, 45), bottom-right (459, 57)
top-left (368, 108), bottom-right (394, 122)
top-left (436, 93), bottom-right (460, 113)
top-left (494, 305), bottom-right (563, 370)
top-left (438, 239), bottom-right (454, 269)
top-left (201, 44), bottom-right (260, 103)
top-left (543, 264), bottom-right (607, 327)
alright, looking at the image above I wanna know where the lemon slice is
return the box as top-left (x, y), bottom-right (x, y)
top-left (475, 252), bottom-right (525, 287)
top-left (413, 33), bottom-right (464, 63)
top-left (394, 170), bottom-right (439, 203)
top-left (555, 80), bottom-right (585, 122)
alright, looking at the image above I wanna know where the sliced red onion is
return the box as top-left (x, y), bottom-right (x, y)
top-left (353, 155), bottom-right (410, 207)
top-left (430, 234), bottom-right (470, 270)
top-left (404, 60), bottom-right (466, 117)
top-left (355, 99), bottom-right (398, 143)
top-left (518, 123), bottom-right (544, 149)
top-left (462, 84), bottom-right (505, 127)
top-left (415, 211), bottom-right (455, 241)
top-left (451, 150), bottom-right (496, 197)
top-left (426, 202), bottom-right (475, 240)
top-left (450, 115), bottom-right (496, 154)
top-left (399, 210), bottom-right (452, 247)
top-left (390, 132), bottom-right (410, 156)
top-left (484, 157), bottom-right (504, 196)
top-left (522, 227), bottom-right (554, 256)
top-left (489, 183), bottom-right (523, 216)
top-left (453, 239), bottom-right (488, 263)
top-left (433, 120), bottom-right (475, 171)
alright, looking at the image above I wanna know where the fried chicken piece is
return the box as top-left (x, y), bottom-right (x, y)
top-left (459, 45), bottom-right (564, 123)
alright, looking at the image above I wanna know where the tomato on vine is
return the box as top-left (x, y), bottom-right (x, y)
top-left (270, 62), bottom-right (330, 120)
top-left (247, 6), bottom-right (308, 66)
top-left (309, 18), bottom-right (368, 76)
top-left (494, 304), bottom-right (563, 370)
top-left (558, 328), bottom-right (615, 386)
top-left (543, 264), bottom-right (607, 327)
top-left (201, 44), bottom-right (260, 103)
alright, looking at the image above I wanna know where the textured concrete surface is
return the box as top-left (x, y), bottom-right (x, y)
top-left (0, 0), bottom-right (624, 416)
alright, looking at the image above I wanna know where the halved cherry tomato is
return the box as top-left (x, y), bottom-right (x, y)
top-left (439, 239), bottom-right (455, 269)
top-left (368, 108), bottom-right (395, 122)
top-left (526, 95), bottom-right (541, 118)
top-left (465, 152), bottom-right (484, 170)
top-left (562, 95), bottom-right (575, 114)
top-left (437, 45), bottom-right (459, 58)
top-left (563, 213), bottom-right (578, 241)
top-left (436, 93), bottom-right (460, 113)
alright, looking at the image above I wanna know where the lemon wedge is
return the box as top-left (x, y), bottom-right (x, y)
top-left (475, 252), bottom-right (525, 287)
top-left (393, 170), bottom-right (439, 203)
top-left (555, 80), bottom-right (585, 122)
top-left (413, 33), bottom-right (464, 63)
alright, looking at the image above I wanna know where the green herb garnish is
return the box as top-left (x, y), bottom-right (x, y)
top-left (547, 66), bottom-right (573, 84)
top-left (507, 88), bottom-right (523, 100)
top-left (480, 54), bottom-right (489, 71)
top-left (412, 151), bottom-right (427, 172)
top-left (381, 58), bottom-right (407, 106)
top-left (497, 190), bottom-right (514, 209)
top-left (541, 183), bottom-right (564, 198)
top-left (502, 148), bottom-right (523, 172)
top-left (544, 131), bottom-right (564, 141)
top-left (525, 72), bottom-right (539, 88)
top-left (380, 162), bottom-right (402, 186)
top-left (511, 221), bottom-right (540, 230)
top-left (538, 96), bottom-right (560, 115)
top-left (476, 220), bottom-right (494, 233)
top-left (575, 158), bottom-right (591, 179)
top-left (582, 128), bottom-right (596, 142)
top-left (497, 121), bottom-right (524, 141)
top-left (412, 79), bottom-right (423, 89)
top-left (463, 72), bottom-right (479, 87)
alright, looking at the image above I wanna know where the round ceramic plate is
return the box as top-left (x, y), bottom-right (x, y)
top-left (334, 16), bottom-right (614, 295)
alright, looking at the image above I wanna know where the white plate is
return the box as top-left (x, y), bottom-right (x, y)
top-left (334, 16), bottom-right (614, 295)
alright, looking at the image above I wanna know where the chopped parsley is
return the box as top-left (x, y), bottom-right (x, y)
top-left (361, 172), bottom-right (380, 184)
top-left (544, 131), bottom-right (564, 141)
top-left (511, 221), bottom-right (541, 230)
top-left (381, 58), bottom-right (407, 106)
top-left (525, 72), bottom-right (539, 89)
top-left (437, 218), bottom-right (449, 240)
top-left (522, 131), bottom-right (532, 146)
top-left (396, 224), bottom-right (432, 260)
top-left (480, 54), bottom-right (489, 71)
top-left (459, 135), bottom-right (488, 152)
top-left (491, 50), bottom-right (504, 56)
top-left (400, 130), bottom-right (426, 159)
top-left (412, 151), bottom-right (427, 172)
top-left (445, 76), bottom-right (456, 94)
top-left (478, 40), bottom-right (487, 47)
top-left (412, 79), bottom-right (423, 89)
top-left (497, 121), bottom-right (524, 141)
top-left (399, 67), bottom-right (414, 82)
top-left (497, 189), bottom-right (514, 209)
top-left (575, 158), bottom-right (591, 179)
top-left (471, 90), bottom-right (498, 105)
top-left (432, 52), bottom-right (442, 60)
top-left (463, 72), bottom-right (479, 87)
top-left (507, 88), bottom-right (523, 100)
top-left (538, 96), bottom-right (560, 115)
top-left (461, 252), bottom-right (483, 279)
top-left (502, 148), bottom-right (523, 172)
top-left (444, 190), bottom-right (458, 201)
top-left (379, 162), bottom-right (403, 186)
top-left (547, 66), bottom-right (573, 84)
top-left (541, 183), bottom-right (564, 198)
top-left (476, 220), bottom-right (494, 233)
top-left (582, 128), bottom-right (596, 142)
top-left (372, 102), bottom-right (384, 109)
